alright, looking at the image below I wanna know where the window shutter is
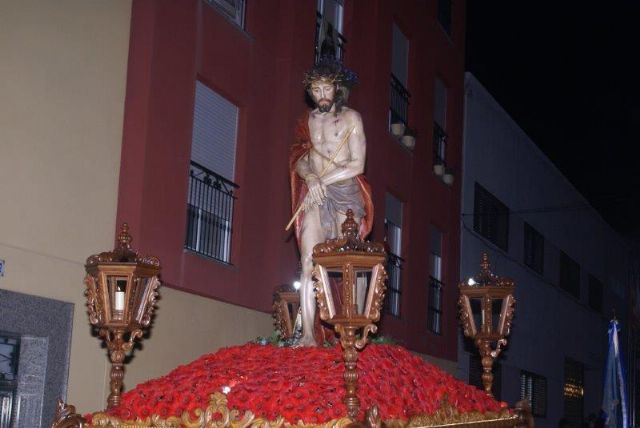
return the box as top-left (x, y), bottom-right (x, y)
top-left (391, 24), bottom-right (409, 87)
top-left (385, 194), bottom-right (403, 229)
top-left (474, 183), bottom-right (509, 251)
top-left (434, 78), bottom-right (447, 128)
top-left (533, 376), bottom-right (547, 416)
top-left (191, 81), bottom-right (238, 182)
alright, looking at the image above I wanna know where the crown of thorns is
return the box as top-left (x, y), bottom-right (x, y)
top-left (303, 57), bottom-right (358, 88)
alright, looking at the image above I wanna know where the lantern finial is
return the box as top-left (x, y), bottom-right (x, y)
top-left (341, 209), bottom-right (358, 238)
top-left (480, 253), bottom-right (490, 274)
top-left (117, 223), bottom-right (132, 249)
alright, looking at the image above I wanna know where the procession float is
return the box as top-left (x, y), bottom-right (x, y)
top-left (51, 220), bottom-right (529, 428)
top-left (52, 58), bottom-right (531, 428)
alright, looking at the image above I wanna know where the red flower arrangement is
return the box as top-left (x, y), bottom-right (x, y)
top-left (107, 343), bottom-right (507, 424)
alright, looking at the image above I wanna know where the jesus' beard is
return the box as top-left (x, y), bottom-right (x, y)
top-left (316, 99), bottom-right (334, 113)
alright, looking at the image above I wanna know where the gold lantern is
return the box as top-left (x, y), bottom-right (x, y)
top-left (312, 209), bottom-right (387, 419)
top-left (84, 223), bottom-right (161, 408)
top-left (458, 253), bottom-right (515, 397)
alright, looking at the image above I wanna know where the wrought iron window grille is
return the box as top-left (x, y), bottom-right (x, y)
top-left (384, 251), bottom-right (404, 317)
top-left (427, 276), bottom-right (443, 334)
top-left (389, 74), bottom-right (411, 129)
top-left (185, 161), bottom-right (238, 264)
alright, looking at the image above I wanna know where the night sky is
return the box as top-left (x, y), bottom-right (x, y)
top-left (465, 2), bottom-right (640, 240)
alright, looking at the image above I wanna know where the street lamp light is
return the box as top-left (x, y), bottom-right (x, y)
top-left (458, 253), bottom-right (515, 397)
top-left (313, 209), bottom-right (388, 419)
top-left (84, 223), bottom-right (161, 409)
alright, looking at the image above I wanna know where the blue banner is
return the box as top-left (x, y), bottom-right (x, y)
top-left (602, 319), bottom-right (628, 428)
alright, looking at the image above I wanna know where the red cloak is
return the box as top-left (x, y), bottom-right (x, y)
top-left (289, 112), bottom-right (374, 245)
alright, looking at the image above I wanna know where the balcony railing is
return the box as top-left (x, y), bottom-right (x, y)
top-left (389, 74), bottom-right (411, 128)
top-left (433, 121), bottom-right (447, 166)
top-left (315, 12), bottom-right (347, 62)
top-left (427, 276), bottom-right (443, 334)
top-left (385, 252), bottom-right (404, 317)
top-left (185, 161), bottom-right (238, 264)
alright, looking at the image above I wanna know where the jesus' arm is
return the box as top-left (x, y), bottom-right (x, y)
top-left (296, 152), bottom-right (326, 207)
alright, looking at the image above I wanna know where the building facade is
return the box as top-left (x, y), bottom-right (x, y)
top-left (458, 73), bottom-right (630, 428)
top-left (0, 1), bottom-right (466, 425)
top-left (116, 0), bottom-right (466, 363)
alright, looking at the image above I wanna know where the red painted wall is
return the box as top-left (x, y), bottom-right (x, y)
top-left (116, 0), bottom-right (465, 361)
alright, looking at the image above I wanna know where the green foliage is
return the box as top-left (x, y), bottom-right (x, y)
top-left (252, 332), bottom-right (397, 347)
top-left (369, 335), bottom-right (398, 345)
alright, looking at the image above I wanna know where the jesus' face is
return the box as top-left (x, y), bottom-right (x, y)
top-left (310, 80), bottom-right (336, 113)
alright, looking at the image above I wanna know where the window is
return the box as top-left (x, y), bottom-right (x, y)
top-left (185, 81), bottom-right (239, 263)
top-left (433, 78), bottom-right (448, 166)
top-left (385, 193), bottom-right (403, 317)
top-left (588, 275), bottom-right (604, 313)
top-left (437, 0), bottom-right (452, 35)
top-left (0, 333), bottom-right (20, 428)
top-left (428, 226), bottom-right (443, 334)
top-left (559, 251), bottom-right (580, 298)
top-left (564, 358), bottom-right (585, 427)
top-left (389, 23), bottom-right (410, 128)
top-left (520, 371), bottom-right (547, 417)
top-left (523, 223), bottom-right (544, 274)
top-left (473, 183), bottom-right (509, 251)
top-left (432, 123), bottom-right (447, 167)
top-left (391, 23), bottom-right (409, 88)
top-left (469, 353), bottom-right (501, 399)
top-left (434, 78), bottom-right (447, 129)
top-left (205, 0), bottom-right (246, 28)
top-left (315, 0), bottom-right (345, 61)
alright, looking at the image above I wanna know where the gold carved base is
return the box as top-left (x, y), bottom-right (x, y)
top-left (53, 393), bottom-right (531, 428)
top-left (52, 400), bottom-right (88, 428)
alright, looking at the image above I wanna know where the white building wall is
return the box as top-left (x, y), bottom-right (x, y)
top-left (0, 1), bottom-right (133, 415)
top-left (0, 2), bottom-right (272, 423)
top-left (459, 73), bottom-right (629, 428)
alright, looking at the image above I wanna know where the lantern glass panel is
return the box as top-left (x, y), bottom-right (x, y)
top-left (326, 269), bottom-right (345, 316)
top-left (108, 276), bottom-right (129, 320)
top-left (354, 268), bottom-right (373, 316)
top-left (132, 276), bottom-right (157, 325)
top-left (316, 266), bottom-right (337, 319)
top-left (491, 298), bottom-right (503, 333)
top-left (470, 298), bottom-right (482, 332)
top-left (288, 301), bottom-right (299, 320)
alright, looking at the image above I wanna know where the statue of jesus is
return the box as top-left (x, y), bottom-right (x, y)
top-left (288, 59), bottom-right (374, 346)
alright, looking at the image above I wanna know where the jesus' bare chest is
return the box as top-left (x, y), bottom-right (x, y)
top-left (308, 112), bottom-right (352, 165)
